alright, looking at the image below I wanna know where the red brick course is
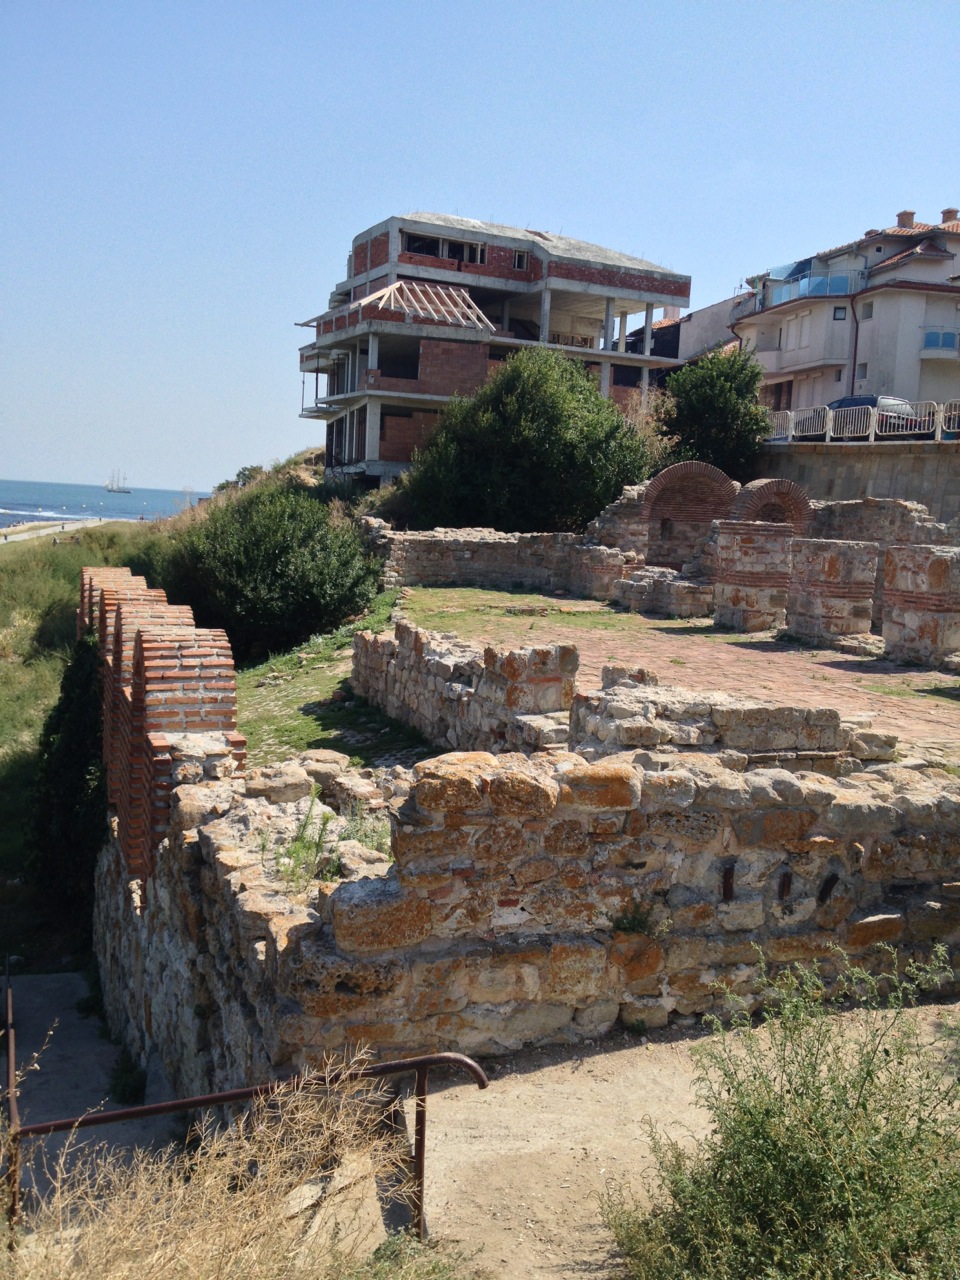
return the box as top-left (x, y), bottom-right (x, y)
top-left (80, 568), bottom-right (244, 879)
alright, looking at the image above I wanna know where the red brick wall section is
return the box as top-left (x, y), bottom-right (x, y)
top-left (108, 599), bottom-right (195, 807)
top-left (79, 569), bottom-right (245, 879)
top-left (368, 232), bottom-right (389, 270)
top-left (548, 260), bottom-right (689, 299)
top-left (353, 240), bottom-right (368, 274)
top-left (639, 462), bottom-right (740, 569)
top-left (730, 478), bottom-right (812, 534)
top-left (417, 339), bottom-right (490, 396)
top-left (380, 411), bottom-right (440, 463)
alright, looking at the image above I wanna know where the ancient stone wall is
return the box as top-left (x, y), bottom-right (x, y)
top-left (97, 746), bottom-right (960, 1085)
top-left (882, 545), bottom-right (960, 670)
top-left (361, 519), bottom-right (638, 601)
top-left (568, 670), bottom-right (896, 771)
top-left (786, 540), bottom-right (879, 645)
top-left (352, 621), bottom-right (577, 754)
top-left (712, 521), bottom-right (793, 632)
top-left (586, 461), bottom-right (740, 568)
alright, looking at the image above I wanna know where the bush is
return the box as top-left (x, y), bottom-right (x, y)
top-left (602, 950), bottom-right (960, 1279)
top-left (401, 347), bottom-right (651, 532)
top-left (163, 485), bottom-right (379, 663)
top-left (658, 344), bottom-right (770, 479)
top-left (30, 634), bottom-right (106, 928)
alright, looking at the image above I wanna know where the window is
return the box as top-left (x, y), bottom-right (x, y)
top-left (862, 301), bottom-right (874, 320)
top-left (513, 250), bottom-right (529, 271)
top-left (798, 310), bottom-right (811, 348)
top-left (833, 306), bottom-right (847, 320)
top-left (834, 369), bottom-right (843, 382)
top-left (403, 233), bottom-right (441, 257)
top-left (442, 239), bottom-right (485, 265)
top-left (855, 362), bottom-right (868, 381)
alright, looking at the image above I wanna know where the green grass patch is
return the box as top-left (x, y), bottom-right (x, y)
top-left (237, 590), bottom-right (432, 768)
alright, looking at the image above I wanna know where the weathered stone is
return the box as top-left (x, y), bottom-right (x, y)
top-left (245, 763), bottom-right (313, 803)
top-left (846, 912), bottom-right (904, 948)
top-left (331, 878), bottom-right (434, 955)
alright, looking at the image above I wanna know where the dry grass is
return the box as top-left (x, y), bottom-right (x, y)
top-left (0, 1059), bottom-right (476, 1280)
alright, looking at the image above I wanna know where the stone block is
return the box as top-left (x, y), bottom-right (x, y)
top-left (846, 912), bottom-right (904, 948)
top-left (331, 877), bottom-right (434, 955)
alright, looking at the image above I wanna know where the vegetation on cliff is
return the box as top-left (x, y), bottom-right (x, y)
top-left (389, 347), bottom-right (651, 533)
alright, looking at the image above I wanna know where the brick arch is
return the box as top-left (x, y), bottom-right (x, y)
top-left (638, 461), bottom-right (739, 569)
top-left (729, 478), bottom-right (812, 535)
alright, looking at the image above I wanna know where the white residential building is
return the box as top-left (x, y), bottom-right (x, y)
top-left (731, 208), bottom-right (960, 411)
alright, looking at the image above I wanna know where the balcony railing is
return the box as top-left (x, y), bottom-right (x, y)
top-left (766, 270), bottom-right (863, 308)
top-left (766, 399), bottom-right (960, 444)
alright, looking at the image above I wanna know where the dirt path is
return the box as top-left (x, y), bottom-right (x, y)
top-left (420, 1028), bottom-right (706, 1279)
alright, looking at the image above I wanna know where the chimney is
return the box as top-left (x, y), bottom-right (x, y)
top-left (942, 207), bottom-right (959, 224)
top-left (896, 210), bottom-right (915, 229)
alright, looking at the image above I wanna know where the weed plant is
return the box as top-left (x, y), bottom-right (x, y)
top-left (274, 788), bottom-right (335, 890)
top-left (601, 948), bottom-right (960, 1279)
top-left (2, 1059), bottom-right (479, 1279)
top-left (341, 805), bottom-right (391, 857)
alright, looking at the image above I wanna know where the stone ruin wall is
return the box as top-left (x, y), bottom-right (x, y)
top-left (97, 735), bottom-right (960, 1085)
top-left (85, 469), bottom-right (960, 1094)
top-left (351, 621), bottom-right (576, 754)
top-left (364, 466), bottom-right (960, 668)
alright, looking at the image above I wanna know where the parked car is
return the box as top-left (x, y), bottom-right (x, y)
top-left (827, 394), bottom-right (926, 439)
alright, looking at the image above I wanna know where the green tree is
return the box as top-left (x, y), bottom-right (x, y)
top-left (401, 347), bottom-right (651, 532)
top-left (163, 485), bottom-right (378, 662)
top-left (659, 344), bottom-right (770, 479)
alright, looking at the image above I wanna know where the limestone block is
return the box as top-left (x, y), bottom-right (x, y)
top-left (245, 763), bottom-right (313, 803)
top-left (846, 912), bottom-right (904, 948)
top-left (331, 876), bottom-right (434, 955)
top-left (619, 996), bottom-right (670, 1030)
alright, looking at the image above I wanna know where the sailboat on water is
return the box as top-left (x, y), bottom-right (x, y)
top-left (105, 470), bottom-right (132, 494)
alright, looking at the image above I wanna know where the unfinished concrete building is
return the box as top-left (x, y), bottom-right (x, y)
top-left (297, 213), bottom-right (691, 483)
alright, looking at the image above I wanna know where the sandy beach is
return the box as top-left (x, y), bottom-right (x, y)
top-left (0, 517), bottom-right (138, 544)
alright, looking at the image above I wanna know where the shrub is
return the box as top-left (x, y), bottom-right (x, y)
top-left (601, 950), bottom-right (960, 1279)
top-left (401, 347), bottom-right (651, 532)
top-left (30, 634), bottom-right (106, 929)
top-left (658, 344), bottom-right (770, 480)
top-left (163, 485), bottom-right (379, 663)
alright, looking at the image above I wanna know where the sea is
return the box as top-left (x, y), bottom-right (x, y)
top-left (0, 478), bottom-right (209, 532)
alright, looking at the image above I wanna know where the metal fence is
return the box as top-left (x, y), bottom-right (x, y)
top-left (1, 973), bottom-right (488, 1242)
top-left (767, 399), bottom-right (960, 444)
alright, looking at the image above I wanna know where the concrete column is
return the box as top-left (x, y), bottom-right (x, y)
top-left (603, 297), bottom-right (616, 350)
top-left (501, 300), bottom-right (511, 334)
top-left (367, 333), bottom-right (379, 372)
top-left (539, 290), bottom-right (551, 342)
top-left (643, 304), bottom-right (655, 355)
top-left (641, 303), bottom-right (655, 408)
top-left (618, 311), bottom-right (629, 352)
top-left (365, 400), bottom-right (381, 461)
top-left (600, 361), bottom-right (611, 398)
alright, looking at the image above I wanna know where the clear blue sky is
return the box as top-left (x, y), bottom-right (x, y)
top-left (3, 1), bottom-right (958, 491)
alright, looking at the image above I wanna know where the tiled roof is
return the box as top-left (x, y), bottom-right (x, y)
top-left (817, 220), bottom-right (960, 259)
top-left (871, 239), bottom-right (954, 272)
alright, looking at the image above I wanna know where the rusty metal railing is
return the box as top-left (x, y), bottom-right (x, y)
top-left (2, 968), bottom-right (487, 1242)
